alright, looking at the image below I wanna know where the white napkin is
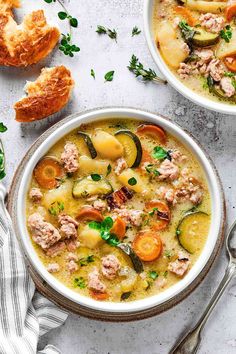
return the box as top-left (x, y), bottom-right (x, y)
top-left (0, 185), bottom-right (68, 354)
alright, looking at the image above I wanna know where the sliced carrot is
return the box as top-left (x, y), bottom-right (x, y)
top-left (76, 207), bottom-right (104, 222)
top-left (132, 231), bottom-right (163, 262)
top-left (225, 3), bottom-right (236, 22)
top-left (111, 217), bottom-right (126, 240)
top-left (145, 200), bottom-right (171, 231)
top-left (224, 56), bottom-right (236, 72)
top-left (174, 6), bottom-right (197, 27)
top-left (90, 290), bottom-right (109, 301)
top-left (136, 124), bottom-right (166, 143)
top-left (33, 157), bottom-right (64, 189)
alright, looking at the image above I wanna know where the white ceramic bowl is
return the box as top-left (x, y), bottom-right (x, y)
top-left (143, 0), bottom-right (236, 115)
top-left (12, 108), bottom-right (224, 319)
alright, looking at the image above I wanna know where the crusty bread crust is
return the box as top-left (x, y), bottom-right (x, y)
top-left (14, 66), bottom-right (74, 122)
top-left (0, 0), bottom-right (20, 14)
top-left (0, 9), bottom-right (60, 66)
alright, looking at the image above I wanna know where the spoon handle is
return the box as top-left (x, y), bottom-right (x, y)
top-left (170, 263), bottom-right (236, 354)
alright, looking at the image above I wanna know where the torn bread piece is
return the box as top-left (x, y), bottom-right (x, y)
top-left (14, 66), bottom-right (74, 122)
top-left (0, 9), bottom-right (60, 66)
top-left (0, 0), bottom-right (20, 14)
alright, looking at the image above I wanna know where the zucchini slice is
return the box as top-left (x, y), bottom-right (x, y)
top-left (77, 132), bottom-right (97, 159)
top-left (73, 176), bottom-right (113, 198)
top-left (176, 211), bottom-right (210, 254)
top-left (115, 130), bottom-right (142, 168)
top-left (192, 28), bottom-right (219, 47)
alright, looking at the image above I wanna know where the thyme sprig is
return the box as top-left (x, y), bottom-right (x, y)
top-left (128, 55), bottom-right (166, 84)
top-left (96, 25), bottom-right (117, 42)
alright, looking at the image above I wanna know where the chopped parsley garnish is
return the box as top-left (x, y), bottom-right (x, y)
top-left (148, 270), bottom-right (159, 280)
top-left (164, 250), bottom-right (172, 259)
top-left (91, 173), bottom-right (101, 181)
top-left (128, 177), bottom-right (137, 186)
top-left (224, 71), bottom-right (235, 77)
top-left (74, 277), bottom-right (86, 289)
top-left (149, 207), bottom-right (159, 216)
top-left (176, 229), bottom-right (181, 236)
top-left (89, 217), bottom-right (120, 246)
top-left (106, 164), bottom-right (112, 176)
top-left (145, 164), bottom-right (160, 177)
top-left (178, 20), bottom-right (196, 45)
top-left (163, 271), bottom-right (168, 278)
top-left (79, 255), bottom-right (95, 266)
top-left (96, 25), bottom-right (117, 41)
top-left (48, 201), bottom-right (64, 216)
top-left (152, 146), bottom-right (171, 161)
top-left (91, 69), bottom-right (95, 79)
top-left (132, 26), bottom-right (141, 36)
top-left (128, 55), bottom-right (166, 84)
top-left (220, 25), bottom-right (232, 43)
top-left (104, 70), bottom-right (115, 82)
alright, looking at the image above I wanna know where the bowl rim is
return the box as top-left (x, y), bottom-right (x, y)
top-left (9, 107), bottom-right (225, 317)
top-left (143, 0), bottom-right (236, 115)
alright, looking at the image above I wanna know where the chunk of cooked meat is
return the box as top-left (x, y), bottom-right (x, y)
top-left (88, 267), bottom-right (106, 293)
top-left (47, 263), bottom-right (60, 273)
top-left (155, 276), bottom-right (167, 289)
top-left (14, 66), bottom-right (74, 122)
top-left (93, 199), bottom-right (108, 213)
top-left (158, 159), bottom-right (179, 181)
top-left (168, 251), bottom-right (190, 277)
top-left (29, 187), bottom-right (43, 203)
top-left (61, 143), bottom-right (79, 173)
top-left (66, 260), bottom-right (78, 273)
top-left (66, 239), bottom-right (80, 252)
top-left (114, 157), bottom-right (128, 175)
top-left (157, 186), bottom-right (177, 205)
top-left (199, 13), bottom-right (225, 33)
top-left (113, 208), bottom-right (143, 227)
top-left (66, 252), bottom-right (78, 262)
top-left (101, 254), bottom-right (121, 280)
top-left (58, 213), bottom-right (78, 240)
top-left (46, 241), bottom-right (65, 257)
top-left (170, 150), bottom-right (187, 163)
top-left (220, 77), bottom-right (236, 98)
top-left (0, 10), bottom-right (60, 67)
top-left (28, 213), bottom-right (61, 249)
top-left (206, 59), bottom-right (224, 82)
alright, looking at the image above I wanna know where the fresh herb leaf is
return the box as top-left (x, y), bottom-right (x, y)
top-left (145, 164), bottom-right (154, 173)
top-left (149, 207), bottom-right (158, 216)
top-left (79, 255), bottom-right (95, 266)
top-left (91, 69), bottom-right (95, 79)
top-left (70, 17), bottom-right (78, 28)
top-left (104, 70), bottom-right (115, 82)
top-left (220, 25), bottom-right (232, 43)
top-left (164, 250), bottom-right (172, 259)
top-left (96, 25), bottom-right (117, 41)
top-left (178, 20), bottom-right (196, 46)
top-left (163, 271), bottom-right (168, 278)
top-left (224, 71), bottom-right (235, 77)
top-left (91, 173), bottom-right (101, 181)
top-left (149, 270), bottom-right (159, 280)
top-left (176, 229), bottom-right (181, 236)
top-left (106, 164), bottom-right (112, 176)
top-left (101, 216), bottom-right (114, 230)
top-left (44, 0), bottom-right (55, 3)
top-left (128, 177), bottom-right (137, 186)
top-left (0, 123), bottom-right (7, 133)
top-left (128, 55), bottom-right (166, 83)
top-left (132, 26), bottom-right (141, 36)
top-left (106, 233), bottom-right (120, 246)
top-left (59, 33), bottom-right (80, 57)
top-left (152, 146), bottom-right (168, 160)
top-left (58, 11), bottom-right (67, 20)
top-left (74, 277), bottom-right (86, 289)
top-left (121, 291), bottom-right (132, 300)
top-left (88, 221), bottom-right (101, 230)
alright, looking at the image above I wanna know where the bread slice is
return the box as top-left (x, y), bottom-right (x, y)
top-left (0, 9), bottom-right (60, 66)
top-left (14, 66), bottom-right (74, 122)
top-left (0, 0), bottom-right (20, 14)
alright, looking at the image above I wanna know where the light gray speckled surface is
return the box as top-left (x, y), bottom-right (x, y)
top-left (1, 0), bottom-right (236, 353)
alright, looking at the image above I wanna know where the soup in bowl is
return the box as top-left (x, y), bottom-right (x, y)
top-left (14, 108), bottom-right (224, 316)
top-left (144, 0), bottom-right (236, 114)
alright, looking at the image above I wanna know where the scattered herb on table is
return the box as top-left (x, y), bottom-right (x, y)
top-left (91, 69), bottom-right (95, 79)
top-left (132, 26), bottom-right (141, 36)
top-left (79, 255), bottom-right (95, 266)
top-left (220, 25), bottom-right (232, 43)
top-left (128, 177), bottom-right (137, 186)
top-left (128, 54), bottom-right (166, 84)
top-left (96, 25), bottom-right (117, 41)
top-left (74, 277), bottom-right (86, 289)
top-left (148, 270), bottom-right (159, 280)
top-left (48, 201), bottom-right (64, 216)
top-left (91, 173), bottom-right (101, 181)
top-left (89, 217), bottom-right (120, 246)
top-left (152, 146), bottom-right (171, 161)
top-left (0, 123), bottom-right (7, 133)
top-left (104, 70), bottom-right (115, 82)
top-left (58, 11), bottom-right (78, 27)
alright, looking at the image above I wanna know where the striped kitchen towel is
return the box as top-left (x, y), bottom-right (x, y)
top-left (0, 184), bottom-right (68, 354)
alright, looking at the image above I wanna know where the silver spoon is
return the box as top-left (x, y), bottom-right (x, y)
top-left (170, 220), bottom-right (236, 354)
